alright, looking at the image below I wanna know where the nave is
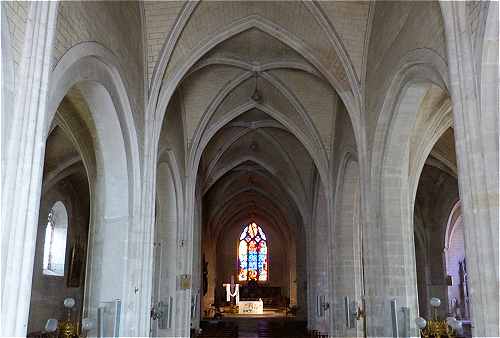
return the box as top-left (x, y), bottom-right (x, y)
top-left (1, 1), bottom-right (498, 338)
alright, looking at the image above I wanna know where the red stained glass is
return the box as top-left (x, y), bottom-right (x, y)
top-left (238, 223), bottom-right (268, 281)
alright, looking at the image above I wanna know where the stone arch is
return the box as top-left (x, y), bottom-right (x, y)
top-left (152, 16), bottom-right (361, 155)
top-left (408, 103), bottom-right (454, 205)
top-left (193, 101), bottom-right (329, 189)
top-left (47, 42), bottom-right (140, 167)
top-left (369, 51), bottom-right (451, 336)
top-left (371, 48), bottom-right (449, 174)
top-left (206, 155), bottom-right (306, 220)
top-left (165, 62), bottom-right (330, 186)
top-left (187, 58), bottom-right (323, 81)
top-left (443, 200), bottom-right (468, 319)
top-left (45, 43), bottom-right (141, 336)
top-left (152, 156), bottom-right (180, 337)
top-left (303, 1), bottom-right (361, 99)
top-left (211, 187), bottom-right (297, 242)
top-left (157, 150), bottom-right (185, 240)
top-left (202, 127), bottom-right (284, 185)
top-left (331, 151), bottom-right (363, 337)
top-left (444, 200), bottom-right (462, 251)
top-left (47, 110), bottom-right (97, 192)
top-left (150, 11), bottom-right (363, 335)
top-left (46, 42), bottom-right (141, 219)
top-left (372, 51), bottom-right (450, 215)
top-left (150, 9), bottom-right (359, 109)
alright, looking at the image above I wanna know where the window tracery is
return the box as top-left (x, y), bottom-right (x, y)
top-left (238, 223), bottom-right (268, 281)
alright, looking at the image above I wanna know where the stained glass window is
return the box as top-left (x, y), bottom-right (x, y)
top-left (238, 223), bottom-right (268, 281)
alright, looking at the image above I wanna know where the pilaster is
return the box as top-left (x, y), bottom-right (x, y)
top-left (0, 2), bottom-right (58, 336)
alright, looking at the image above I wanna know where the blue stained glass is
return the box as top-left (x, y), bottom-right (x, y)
top-left (238, 223), bottom-right (268, 282)
top-left (248, 256), bottom-right (257, 264)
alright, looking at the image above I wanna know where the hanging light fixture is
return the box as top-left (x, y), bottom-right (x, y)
top-left (251, 72), bottom-right (262, 103)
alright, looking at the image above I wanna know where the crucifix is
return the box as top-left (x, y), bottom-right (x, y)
top-left (223, 275), bottom-right (240, 305)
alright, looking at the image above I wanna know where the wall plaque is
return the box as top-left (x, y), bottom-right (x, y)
top-left (179, 274), bottom-right (191, 290)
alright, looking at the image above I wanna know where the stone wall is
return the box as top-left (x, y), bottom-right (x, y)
top-left (3, 2), bottom-right (145, 137)
top-left (215, 223), bottom-right (290, 300)
top-left (365, 1), bottom-right (447, 148)
top-left (28, 172), bottom-right (89, 333)
top-left (144, 1), bottom-right (185, 87)
top-left (53, 2), bottom-right (145, 153)
top-left (2, 1), bottom-right (29, 85)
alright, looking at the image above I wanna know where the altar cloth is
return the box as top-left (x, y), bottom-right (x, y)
top-left (238, 300), bottom-right (264, 314)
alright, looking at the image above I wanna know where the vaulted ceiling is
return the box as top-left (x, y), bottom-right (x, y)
top-left (156, 17), bottom-right (348, 246)
top-left (152, 1), bottom-right (453, 249)
top-left (144, 1), bottom-right (371, 91)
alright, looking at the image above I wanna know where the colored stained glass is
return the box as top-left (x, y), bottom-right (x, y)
top-left (238, 240), bottom-right (248, 280)
top-left (238, 223), bottom-right (268, 281)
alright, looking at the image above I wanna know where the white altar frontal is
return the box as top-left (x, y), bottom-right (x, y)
top-left (238, 299), bottom-right (264, 314)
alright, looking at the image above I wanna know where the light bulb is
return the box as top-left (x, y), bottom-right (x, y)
top-left (453, 319), bottom-right (462, 330)
top-left (446, 317), bottom-right (456, 327)
top-left (429, 297), bottom-right (441, 307)
top-left (415, 317), bottom-right (427, 329)
top-left (45, 319), bottom-right (58, 332)
top-left (63, 297), bottom-right (76, 308)
top-left (82, 317), bottom-right (96, 330)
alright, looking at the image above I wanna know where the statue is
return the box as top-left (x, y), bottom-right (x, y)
top-left (202, 255), bottom-right (208, 296)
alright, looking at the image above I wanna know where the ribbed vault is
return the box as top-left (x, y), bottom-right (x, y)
top-left (156, 14), bottom-right (345, 325)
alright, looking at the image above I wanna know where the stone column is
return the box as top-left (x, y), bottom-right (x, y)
top-left (191, 190), bottom-right (202, 330)
top-left (0, 2), bottom-right (58, 336)
top-left (440, 2), bottom-right (499, 336)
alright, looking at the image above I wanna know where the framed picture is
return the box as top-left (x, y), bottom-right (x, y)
top-left (67, 242), bottom-right (84, 287)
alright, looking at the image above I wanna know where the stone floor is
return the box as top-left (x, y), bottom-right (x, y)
top-left (198, 318), bottom-right (308, 338)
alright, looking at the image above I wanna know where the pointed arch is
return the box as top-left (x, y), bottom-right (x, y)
top-left (238, 223), bottom-right (268, 282)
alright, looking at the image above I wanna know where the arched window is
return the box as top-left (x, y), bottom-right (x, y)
top-left (238, 223), bottom-right (268, 281)
top-left (445, 201), bottom-right (470, 319)
top-left (42, 201), bottom-right (68, 276)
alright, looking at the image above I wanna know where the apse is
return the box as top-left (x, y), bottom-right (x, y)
top-left (199, 109), bottom-right (311, 320)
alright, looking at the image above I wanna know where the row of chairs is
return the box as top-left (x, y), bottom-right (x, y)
top-left (308, 330), bottom-right (329, 338)
top-left (194, 321), bottom-right (238, 338)
top-left (192, 321), bottom-right (328, 338)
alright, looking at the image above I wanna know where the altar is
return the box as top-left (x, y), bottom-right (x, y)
top-left (238, 300), bottom-right (263, 314)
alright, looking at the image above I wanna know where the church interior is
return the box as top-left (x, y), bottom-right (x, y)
top-left (1, 1), bottom-right (498, 338)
